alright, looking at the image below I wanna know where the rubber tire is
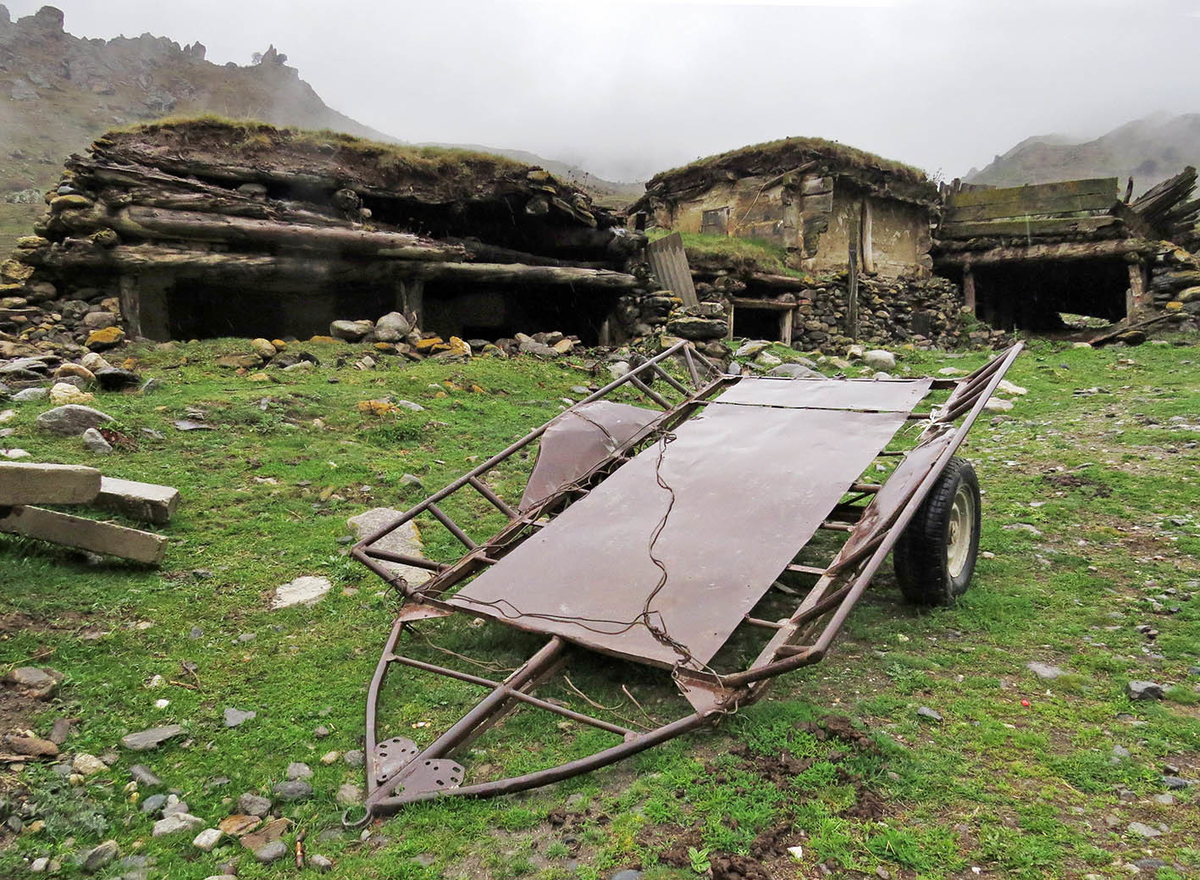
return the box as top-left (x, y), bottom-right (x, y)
top-left (893, 456), bottom-right (981, 606)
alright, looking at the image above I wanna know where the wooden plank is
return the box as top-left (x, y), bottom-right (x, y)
top-left (95, 477), bottom-right (180, 526)
top-left (962, 268), bottom-right (976, 314)
top-left (940, 216), bottom-right (1120, 239)
top-left (0, 463), bottom-right (101, 507)
top-left (1109, 200), bottom-right (1156, 240)
top-left (730, 297), bottom-right (798, 311)
top-left (646, 232), bottom-right (699, 307)
top-left (0, 506), bottom-right (167, 564)
top-left (861, 199), bottom-right (875, 275)
top-left (945, 178), bottom-right (1118, 222)
top-left (936, 238), bottom-right (1155, 267)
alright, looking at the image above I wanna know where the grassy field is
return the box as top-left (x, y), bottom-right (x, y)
top-left (0, 335), bottom-right (1197, 879)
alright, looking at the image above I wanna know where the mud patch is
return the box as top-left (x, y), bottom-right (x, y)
top-left (711, 852), bottom-right (773, 880)
top-left (1041, 471), bottom-right (1112, 497)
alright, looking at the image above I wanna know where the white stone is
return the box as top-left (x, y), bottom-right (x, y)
top-left (193, 828), bottom-right (223, 851)
top-left (787, 845), bottom-right (804, 861)
top-left (937, 367), bottom-right (966, 376)
top-left (1, 449), bottom-right (30, 459)
top-left (1071, 342), bottom-right (1093, 349)
top-left (49, 382), bottom-right (94, 406)
top-left (735, 340), bottom-right (769, 358)
top-left (846, 344), bottom-right (864, 359)
top-left (271, 576), bottom-right (332, 609)
top-left (863, 349), bottom-right (896, 371)
top-left (346, 508), bottom-right (431, 586)
top-left (983, 397), bottom-right (1013, 412)
top-left (0, 409), bottom-right (13, 423)
top-left (151, 813), bottom-right (205, 837)
top-left (81, 427), bottom-right (112, 454)
top-left (997, 379), bottom-right (1027, 396)
top-left (72, 753), bottom-right (107, 776)
top-left (755, 351), bottom-right (782, 367)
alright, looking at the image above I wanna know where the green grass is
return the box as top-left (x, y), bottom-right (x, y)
top-left (0, 335), bottom-right (1198, 878)
top-left (645, 229), bottom-right (811, 279)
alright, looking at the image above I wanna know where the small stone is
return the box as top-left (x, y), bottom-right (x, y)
top-left (272, 576), bottom-right (332, 609)
top-left (1126, 821), bottom-right (1161, 838)
top-left (121, 724), bottom-right (186, 751)
top-left (755, 351), bottom-right (782, 367)
top-left (984, 397), bottom-right (1014, 412)
top-left (395, 399), bottom-right (424, 412)
top-left (1162, 776), bottom-right (1192, 789)
top-left (864, 349), bottom-right (896, 371)
top-left (162, 797), bottom-right (190, 817)
top-left (141, 793), bottom-right (167, 814)
top-left (1027, 661), bottom-right (1064, 680)
top-left (1153, 793), bottom-right (1175, 805)
top-left (336, 782), bottom-right (363, 806)
top-left (254, 840), bottom-right (288, 863)
top-left (193, 828), bottom-right (222, 852)
top-left (238, 793), bottom-right (272, 817)
top-left (219, 814), bottom-right (262, 837)
top-left (7, 736), bottom-right (58, 757)
top-left (188, 626), bottom-right (203, 640)
top-left (273, 779), bottom-right (312, 802)
top-left (82, 839), bottom-right (119, 873)
top-left (320, 750), bottom-right (339, 765)
top-left (916, 706), bottom-right (943, 723)
top-left (129, 765), bottom-right (161, 787)
top-left (314, 725), bottom-right (330, 738)
top-left (1003, 523), bottom-right (1043, 537)
top-left (286, 761), bottom-right (312, 779)
top-left (81, 427), bottom-right (112, 454)
top-left (343, 749), bottom-right (364, 767)
top-left (1126, 680), bottom-right (1164, 701)
top-left (1112, 744), bottom-right (1130, 759)
top-left (309, 854), bottom-right (333, 872)
top-left (72, 753), bottom-right (107, 776)
top-left (5, 666), bottom-right (60, 698)
top-left (735, 340), bottom-right (769, 357)
top-left (251, 338), bottom-right (277, 359)
top-left (329, 319), bottom-right (373, 342)
top-left (85, 326), bottom-right (125, 350)
top-left (30, 857), bottom-right (49, 873)
top-left (610, 871), bottom-right (643, 880)
top-left (224, 707), bottom-right (256, 728)
top-left (151, 813), bottom-right (205, 837)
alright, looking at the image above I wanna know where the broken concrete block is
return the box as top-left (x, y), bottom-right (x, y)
top-left (271, 576), bottom-right (332, 609)
top-left (0, 462), bottom-right (101, 506)
top-left (346, 508), bottom-right (431, 586)
top-left (95, 476), bottom-right (180, 526)
top-left (0, 506), bottom-right (167, 565)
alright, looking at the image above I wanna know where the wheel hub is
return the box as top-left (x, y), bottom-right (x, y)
top-left (946, 482), bottom-right (975, 579)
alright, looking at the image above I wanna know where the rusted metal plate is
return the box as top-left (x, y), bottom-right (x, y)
top-left (713, 376), bottom-right (932, 412)
top-left (520, 401), bottom-right (660, 511)
top-left (451, 399), bottom-right (912, 668)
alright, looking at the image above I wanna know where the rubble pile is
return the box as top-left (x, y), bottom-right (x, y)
top-left (1149, 244), bottom-right (1200, 323)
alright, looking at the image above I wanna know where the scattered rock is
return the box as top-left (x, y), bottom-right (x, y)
top-left (735, 340), bottom-right (769, 358)
top-left (983, 397), bottom-right (1014, 413)
top-left (755, 351), bottom-right (782, 367)
top-left (141, 794), bottom-right (167, 814)
top-left (193, 828), bottom-right (223, 852)
top-left (81, 427), bottom-right (112, 454)
top-left (5, 666), bottom-right (61, 699)
top-left (769, 363), bottom-right (822, 379)
top-left (286, 761), bottom-right (312, 780)
top-left (94, 368), bottom-right (139, 391)
top-left (223, 707), bottom-right (256, 728)
top-left (1162, 776), bottom-right (1192, 790)
top-left (1026, 661), bottom-right (1064, 680)
top-left (250, 338), bottom-right (277, 359)
top-left (7, 736), bottom-right (58, 757)
top-left (273, 779), bottom-right (312, 802)
top-left (329, 320), bottom-right (373, 342)
top-left (120, 724), bottom-right (186, 751)
top-left (271, 575), bottom-right (332, 609)
top-left (336, 782), bottom-right (363, 806)
top-left (916, 706), bottom-right (943, 723)
top-left (85, 326), bottom-right (125, 350)
top-left (319, 750), bottom-right (339, 765)
top-left (36, 404), bottom-right (113, 436)
top-left (241, 817), bottom-right (290, 852)
top-left (309, 853), bottom-right (333, 872)
top-left (346, 508), bottom-right (431, 585)
top-left (219, 814), bottom-right (262, 837)
top-left (151, 813), bottom-right (205, 837)
top-left (72, 753), bottom-right (107, 776)
top-left (375, 312), bottom-right (412, 342)
top-left (255, 840), bottom-right (289, 863)
top-left (237, 793), bottom-right (272, 817)
top-left (864, 349), bottom-right (896, 371)
top-left (1003, 523), bottom-right (1043, 537)
top-left (997, 379), bottom-right (1027, 396)
top-left (129, 764), bottom-right (161, 787)
top-left (82, 840), bottom-right (119, 873)
top-left (343, 749), bottom-right (364, 767)
top-left (1126, 821), bottom-right (1161, 838)
top-left (1127, 680), bottom-right (1164, 701)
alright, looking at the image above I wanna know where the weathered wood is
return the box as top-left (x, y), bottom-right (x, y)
top-left (0, 462), bottom-right (101, 507)
top-left (860, 199), bottom-right (875, 275)
top-left (646, 232), bottom-right (699, 306)
top-left (730, 297), bottom-right (798, 311)
top-left (935, 238), bottom-right (1156, 267)
top-left (962, 267), bottom-right (976, 314)
top-left (1127, 262), bottom-right (1148, 314)
top-left (0, 506), bottom-right (167, 564)
top-left (944, 178), bottom-right (1118, 223)
top-left (409, 262), bottom-right (640, 289)
top-left (1130, 166), bottom-right (1197, 223)
top-left (940, 216), bottom-right (1120, 239)
top-left (95, 477), bottom-right (180, 526)
top-left (1108, 200), bottom-right (1156, 240)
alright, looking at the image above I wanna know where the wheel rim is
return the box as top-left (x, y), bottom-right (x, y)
top-left (946, 482), bottom-right (975, 579)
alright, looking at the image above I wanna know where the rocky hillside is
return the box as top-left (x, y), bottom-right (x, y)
top-left (965, 113), bottom-right (1200, 194)
top-left (0, 5), bottom-right (403, 252)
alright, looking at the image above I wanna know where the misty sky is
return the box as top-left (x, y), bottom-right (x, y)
top-left (7, 0), bottom-right (1200, 182)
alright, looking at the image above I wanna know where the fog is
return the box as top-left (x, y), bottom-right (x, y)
top-left (7, 0), bottom-right (1200, 181)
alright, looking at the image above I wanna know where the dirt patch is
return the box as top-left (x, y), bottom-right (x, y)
top-left (1041, 471), bottom-right (1112, 497)
top-left (710, 852), bottom-right (773, 880)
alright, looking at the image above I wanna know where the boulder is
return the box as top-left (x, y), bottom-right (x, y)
top-left (330, 320), bottom-right (373, 342)
top-left (863, 349), bottom-right (896, 371)
top-left (36, 405), bottom-right (113, 436)
top-left (85, 327), bottom-right (125, 350)
top-left (374, 312), bottom-right (412, 342)
top-left (49, 382), bottom-right (94, 406)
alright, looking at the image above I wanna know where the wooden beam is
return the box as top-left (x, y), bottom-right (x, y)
top-left (935, 238), bottom-right (1156, 267)
top-left (860, 198), bottom-right (875, 275)
top-left (730, 297), bottom-right (798, 311)
top-left (0, 463), bottom-right (101, 507)
top-left (944, 178), bottom-right (1118, 222)
top-left (962, 267), bottom-right (976, 314)
top-left (940, 216), bottom-right (1119, 239)
top-left (0, 506), bottom-right (167, 564)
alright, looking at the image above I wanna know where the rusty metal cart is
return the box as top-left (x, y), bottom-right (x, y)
top-left (346, 340), bottom-right (1022, 825)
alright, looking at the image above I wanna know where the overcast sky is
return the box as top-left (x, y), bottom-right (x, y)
top-left (8, 0), bottom-right (1200, 181)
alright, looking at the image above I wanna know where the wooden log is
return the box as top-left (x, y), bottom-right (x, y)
top-left (962, 267), bottom-right (976, 314)
top-left (0, 462), bottom-right (102, 507)
top-left (944, 178), bottom-right (1118, 223)
top-left (940, 216), bottom-right (1120, 239)
top-left (409, 262), bottom-right (640, 289)
top-left (860, 199), bottom-right (875, 275)
top-left (934, 238), bottom-right (1157, 267)
top-left (95, 477), bottom-right (180, 526)
top-left (0, 506), bottom-right (167, 564)
top-left (730, 297), bottom-right (798, 311)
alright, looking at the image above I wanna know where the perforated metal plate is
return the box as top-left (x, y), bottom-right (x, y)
top-left (373, 736), bottom-right (419, 785)
top-left (395, 758), bottom-right (465, 796)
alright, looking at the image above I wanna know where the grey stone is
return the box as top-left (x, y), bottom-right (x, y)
top-left (223, 707), bottom-right (256, 728)
top-left (336, 782), bottom-right (363, 806)
top-left (314, 725), bottom-right (330, 738)
top-left (273, 779), bottom-right (312, 802)
top-left (1153, 793), bottom-right (1176, 805)
top-left (237, 792), bottom-right (272, 817)
top-left (1126, 680), bottom-right (1164, 701)
top-left (192, 828), bottom-right (222, 852)
top-left (129, 765), bottom-right (161, 787)
top-left (374, 312), bottom-right (412, 342)
top-left (864, 349), bottom-right (896, 371)
top-left (81, 427), bottom-right (112, 454)
top-left (82, 840), bottom-right (119, 873)
top-left (1133, 858), bottom-right (1170, 871)
top-left (734, 340), bottom-right (769, 358)
top-left (5, 666), bottom-right (60, 698)
top-left (611, 871), bottom-right (643, 880)
top-left (916, 706), bottom-right (943, 723)
top-left (11, 387), bottom-right (49, 402)
top-left (1162, 776), bottom-right (1193, 789)
top-left (347, 508), bottom-right (431, 586)
top-left (769, 363), bottom-right (822, 379)
top-left (1126, 821), bottom-right (1161, 838)
top-left (271, 575), bottom-right (332, 609)
top-left (395, 399), bottom-right (424, 411)
top-left (121, 724), bottom-right (186, 751)
top-left (161, 796), bottom-right (189, 817)
top-left (1027, 661), bottom-right (1064, 680)
top-left (1003, 523), bottom-right (1042, 537)
top-left (286, 761), bottom-right (312, 779)
top-left (140, 793), bottom-right (167, 814)
top-left (188, 626), bottom-right (203, 640)
top-left (343, 749), bottom-right (364, 767)
top-left (254, 840), bottom-right (289, 863)
top-left (309, 853), bottom-right (333, 872)
top-left (35, 404), bottom-right (114, 436)
top-left (151, 813), bottom-right (205, 837)
top-left (329, 320), bottom-right (373, 341)
top-left (1112, 745), bottom-right (1130, 759)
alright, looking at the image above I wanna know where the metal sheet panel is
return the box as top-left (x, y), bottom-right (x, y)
top-left (713, 376), bottom-right (932, 413)
top-left (451, 402), bottom-right (910, 668)
top-left (646, 232), bottom-right (699, 307)
top-left (520, 401), bottom-right (661, 511)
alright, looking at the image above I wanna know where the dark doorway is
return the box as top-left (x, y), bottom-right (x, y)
top-left (973, 258), bottom-right (1129, 331)
top-left (732, 304), bottom-right (783, 341)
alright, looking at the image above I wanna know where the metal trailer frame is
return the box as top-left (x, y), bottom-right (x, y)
top-left (345, 340), bottom-right (1023, 825)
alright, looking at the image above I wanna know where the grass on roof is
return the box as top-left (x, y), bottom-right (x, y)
top-left (656, 135), bottom-right (927, 184)
top-left (647, 229), bottom-right (811, 279)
